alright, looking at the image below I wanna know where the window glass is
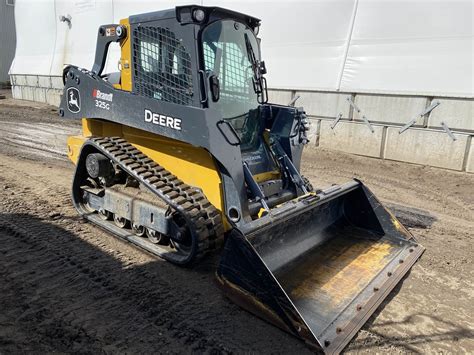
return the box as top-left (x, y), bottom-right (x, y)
top-left (202, 20), bottom-right (260, 120)
top-left (202, 20), bottom-right (262, 148)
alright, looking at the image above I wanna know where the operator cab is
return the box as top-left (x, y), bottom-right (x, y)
top-left (126, 5), bottom-right (310, 214)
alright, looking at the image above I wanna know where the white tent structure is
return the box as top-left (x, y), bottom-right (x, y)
top-left (8, 0), bottom-right (474, 171)
top-left (10, 0), bottom-right (474, 96)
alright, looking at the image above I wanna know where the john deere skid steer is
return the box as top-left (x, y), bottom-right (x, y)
top-left (59, 6), bottom-right (424, 353)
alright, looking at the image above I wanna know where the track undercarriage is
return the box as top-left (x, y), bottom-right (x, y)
top-left (72, 137), bottom-right (224, 265)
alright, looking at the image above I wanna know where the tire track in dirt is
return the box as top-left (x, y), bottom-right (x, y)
top-left (0, 219), bottom-right (218, 353)
top-left (0, 228), bottom-right (106, 353)
top-left (302, 152), bottom-right (473, 221)
top-left (0, 101), bottom-right (81, 163)
top-left (0, 154), bottom-right (312, 354)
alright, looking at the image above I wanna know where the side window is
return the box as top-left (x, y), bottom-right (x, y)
top-left (203, 41), bottom-right (253, 98)
top-left (132, 26), bottom-right (193, 106)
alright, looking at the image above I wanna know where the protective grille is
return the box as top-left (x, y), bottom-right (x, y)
top-left (132, 26), bottom-right (193, 106)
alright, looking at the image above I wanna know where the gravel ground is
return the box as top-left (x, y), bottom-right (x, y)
top-left (0, 89), bottom-right (473, 353)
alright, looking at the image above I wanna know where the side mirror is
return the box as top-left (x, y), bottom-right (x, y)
top-left (209, 75), bottom-right (220, 102)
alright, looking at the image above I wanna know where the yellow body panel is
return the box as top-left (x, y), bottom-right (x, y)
top-left (253, 171), bottom-right (280, 183)
top-left (119, 18), bottom-right (132, 92)
top-left (67, 135), bottom-right (87, 164)
top-left (68, 119), bottom-right (230, 230)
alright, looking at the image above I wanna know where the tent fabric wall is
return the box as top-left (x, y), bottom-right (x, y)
top-left (202, 0), bottom-right (358, 91)
top-left (10, 0), bottom-right (115, 78)
top-left (10, 0), bottom-right (57, 76)
top-left (339, 0), bottom-right (474, 97)
top-left (9, 0), bottom-right (474, 97)
top-left (51, 0), bottom-right (114, 75)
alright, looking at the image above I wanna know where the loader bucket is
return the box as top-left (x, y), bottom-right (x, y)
top-left (217, 180), bottom-right (424, 354)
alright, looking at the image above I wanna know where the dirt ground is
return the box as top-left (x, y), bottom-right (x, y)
top-left (0, 89), bottom-right (473, 354)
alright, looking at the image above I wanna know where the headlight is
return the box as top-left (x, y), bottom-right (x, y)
top-left (192, 8), bottom-right (206, 22)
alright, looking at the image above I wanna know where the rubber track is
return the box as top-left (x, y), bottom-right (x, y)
top-left (86, 137), bottom-right (224, 262)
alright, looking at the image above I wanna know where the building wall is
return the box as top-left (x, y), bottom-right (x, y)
top-left (0, 0), bottom-right (16, 84)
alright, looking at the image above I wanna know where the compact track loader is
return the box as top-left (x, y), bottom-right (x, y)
top-left (59, 6), bottom-right (424, 353)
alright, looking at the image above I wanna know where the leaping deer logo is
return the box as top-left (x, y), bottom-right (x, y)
top-left (67, 88), bottom-right (81, 113)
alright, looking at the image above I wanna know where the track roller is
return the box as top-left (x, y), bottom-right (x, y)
top-left (98, 209), bottom-right (112, 220)
top-left (113, 214), bottom-right (129, 229)
top-left (131, 223), bottom-right (146, 237)
top-left (146, 228), bottom-right (169, 245)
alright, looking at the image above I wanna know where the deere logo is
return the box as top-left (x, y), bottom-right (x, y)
top-left (67, 87), bottom-right (81, 113)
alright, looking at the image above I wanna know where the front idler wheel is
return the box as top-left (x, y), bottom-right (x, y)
top-left (167, 215), bottom-right (193, 255)
top-left (86, 152), bottom-right (115, 186)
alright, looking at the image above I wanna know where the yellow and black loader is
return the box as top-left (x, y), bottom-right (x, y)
top-left (59, 6), bottom-right (424, 353)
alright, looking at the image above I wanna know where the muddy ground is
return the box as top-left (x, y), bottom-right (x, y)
top-left (0, 89), bottom-right (472, 354)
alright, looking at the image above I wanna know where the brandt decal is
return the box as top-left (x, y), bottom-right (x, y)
top-left (67, 87), bottom-right (81, 113)
top-left (93, 89), bottom-right (113, 102)
top-left (93, 89), bottom-right (113, 110)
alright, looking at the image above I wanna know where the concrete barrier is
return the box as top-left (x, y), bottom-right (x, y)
top-left (12, 75), bottom-right (26, 86)
top-left (267, 90), bottom-right (292, 106)
top-left (33, 87), bottom-right (46, 103)
top-left (354, 94), bottom-right (427, 125)
top-left (38, 76), bottom-right (51, 89)
top-left (11, 85), bottom-right (21, 99)
top-left (46, 88), bottom-right (62, 106)
top-left (51, 76), bottom-right (64, 90)
top-left (466, 140), bottom-right (473, 173)
top-left (384, 127), bottom-right (468, 170)
top-left (428, 98), bottom-right (474, 132)
top-left (295, 91), bottom-right (350, 118)
top-left (307, 118), bottom-right (321, 145)
top-left (319, 120), bottom-right (383, 157)
top-left (26, 75), bottom-right (38, 87)
top-left (11, 73), bottom-right (63, 106)
top-left (20, 86), bottom-right (34, 101)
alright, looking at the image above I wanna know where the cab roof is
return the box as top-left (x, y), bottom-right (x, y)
top-left (129, 5), bottom-right (261, 30)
